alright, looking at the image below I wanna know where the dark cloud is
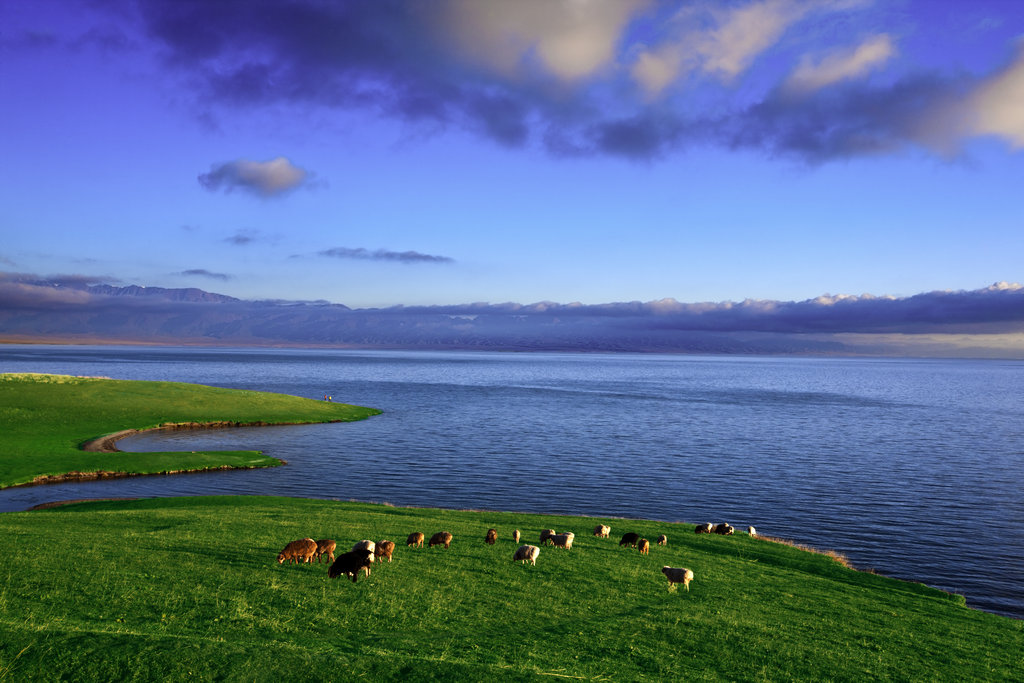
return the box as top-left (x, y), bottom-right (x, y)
top-left (49, 274), bottom-right (119, 288)
top-left (0, 281), bottom-right (92, 308)
top-left (177, 269), bottom-right (231, 281)
top-left (583, 114), bottom-right (692, 160)
top-left (10, 31), bottom-right (60, 49)
top-left (0, 272), bottom-right (116, 289)
top-left (719, 75), bottom-right (971, 162)
top-left (318, 247), bottom-right (454, 264)
top-left (121, 0), bottom-right (1013, 162)
top-left (74, 26), bottom-right (137, 54)
top-left (141, 0), bottom-right (447, 107)
top-left (131, 0), bottom-right (565, 153)
top-left (225, 230), bottom-right (260, 246)
top-left (0, 272), bottom-right (116, 309)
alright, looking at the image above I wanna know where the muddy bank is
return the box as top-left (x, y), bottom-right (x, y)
top-left (12, 460), bottom-right (286, 489)
top-left (28, 497), bottom-right (140, 510)
top-left (80, 420), bottom-right (310, 453)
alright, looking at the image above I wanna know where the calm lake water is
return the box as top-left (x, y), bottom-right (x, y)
top-left (1, 345), bottom-right (1022, 619)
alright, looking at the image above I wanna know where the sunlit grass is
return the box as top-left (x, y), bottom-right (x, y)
top-left (0, 496), bottom-right (1020, 680)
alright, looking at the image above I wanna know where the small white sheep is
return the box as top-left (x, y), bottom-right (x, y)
top-left (513, 529), bottom-right (521, 543)
top-left (748, 526), bottom-right (757, 537)
top-left (513, 544), bottom-right (540, 565)
top-left (551, 532), bottom-right (575, 550)
top-left (352, 540), bottom-right (377, 575)
top-left (661, 566), bottom-right (694, 591)
top-left (593, 524), bottom-right (610, 537)
top-left (352, 539), bottom-right (376, 553)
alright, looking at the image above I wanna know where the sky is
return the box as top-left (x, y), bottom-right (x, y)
top-left (1, 0), bottom-right (1023, 310)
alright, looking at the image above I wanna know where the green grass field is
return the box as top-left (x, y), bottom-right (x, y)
top-left (0, 496), bottom-right (1020, 681)
top-left (0, 373), bottom-right (1020, 680)
top-left (0, 373), bottom-right (380, 488)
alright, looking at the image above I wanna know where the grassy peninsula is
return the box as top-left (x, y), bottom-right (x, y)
top-left (0, 496), bottom-right (1020, 680)
top-left (0, 373), bottom-right (380, 488)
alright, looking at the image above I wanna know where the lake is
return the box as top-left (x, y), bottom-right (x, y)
top-left (1, 345), bottom-right (1021, 619)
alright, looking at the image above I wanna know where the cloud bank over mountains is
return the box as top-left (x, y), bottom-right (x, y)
top-left (2, 273), bottom-right (1022, 357)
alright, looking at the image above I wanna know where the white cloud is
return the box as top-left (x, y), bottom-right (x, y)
top-left (785, 34), bottom-right (896, 93)
top-left (970, 44), bottom-right (1024, 148)
top-left (912, 44), bottom-right (1024, 154)
top-left (699, 0), bottom-right (808, 81)
top-left (442, 0), bottom-right (648, 82)
top-left (631, 47), bottom-right (683, 96)
top-left (198, 157), bottom-right (309, 197)
top-left (632, 0), bottom-right (811, 97)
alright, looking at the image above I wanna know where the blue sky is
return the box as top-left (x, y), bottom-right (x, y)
top-left (2, 0), bottom-right (1022, 309)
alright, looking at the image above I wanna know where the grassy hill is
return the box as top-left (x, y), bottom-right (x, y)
top-left (0, 373), bottom-right (380, 488)
top-left (0, 496), bottom-right (1020, 681)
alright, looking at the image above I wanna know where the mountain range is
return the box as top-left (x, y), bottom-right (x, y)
top-left (2, 274), bottom-right (1023, 357)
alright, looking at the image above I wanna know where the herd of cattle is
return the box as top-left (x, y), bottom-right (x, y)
top-left (277, 522), bottom-right (755, 591)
